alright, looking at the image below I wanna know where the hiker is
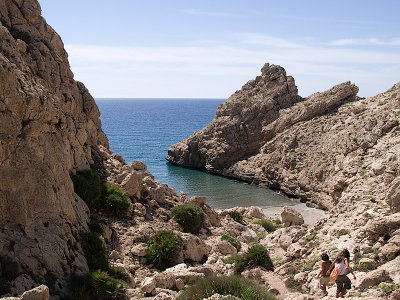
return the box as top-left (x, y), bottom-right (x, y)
top-left (316, 252), bottom-right (332, 297)
top-left (327, 249), bottom-right (356, 298)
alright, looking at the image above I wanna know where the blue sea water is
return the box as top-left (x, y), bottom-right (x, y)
top-left (96, 98), bottom-right (293, 209)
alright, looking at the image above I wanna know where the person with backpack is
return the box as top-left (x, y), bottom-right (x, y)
top-left (316, 252), bottom-right (332, 297)
top-left (326, 249), bottom-right (356, 298)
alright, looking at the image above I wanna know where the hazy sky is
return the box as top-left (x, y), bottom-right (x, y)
top-left (39, 0), bottom-right (400, 98)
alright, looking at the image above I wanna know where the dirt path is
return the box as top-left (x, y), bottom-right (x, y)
top-left (263, 271), bottom-right (290, 299)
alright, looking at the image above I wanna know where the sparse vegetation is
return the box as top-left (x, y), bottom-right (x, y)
top-left (171, 204), bottom-right (204, 233)
top-left (227, 210), bottom-right (244, 223)
top-left (304, 230), bottom-right (318, 243)
top-left (81, 232), bottom-right (109, 271)
top-left (363, 195), bottom-right (376, 202)
top-left (103, 183), bottom-right (131, 215)
top-left (258, 234), bottom-right (266, 241)
top-left (65, 271), bottom-right (126, 300)
top-left (254, 219), bottom-right (276, 233)
top-left (108, 267), bottom-right (130, 281)
top-left (221, 235), bottom-right (241, 252)
top-left (147, 231), bottom-right (182, 270)
top-left (224, 254), bottom-right (242, 265)
top-left (71, 169), bottom-right (102, 208)
top-left (271, 256), bottom-right (283, 263)
top-left (72, 170), bottom-right (131, 215)
top-left (235, 244), bottom-right (273, 273)
top-left (302, 256), bottom-right (319, 271)
top-left (89, 217), bottom-right (105, 235)
top-left (378, 281), bottom-right (400, 295)
top-left (176, 275), bottom-right (277, 300)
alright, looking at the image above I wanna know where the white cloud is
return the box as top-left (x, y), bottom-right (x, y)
top-left (329, 37), bottom-right (400, 46)
top-left (65, 33), bottom-right (400, 98)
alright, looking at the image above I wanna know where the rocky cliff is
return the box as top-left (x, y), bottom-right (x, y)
top-left (167, 64), bottom-right (400, 209)
top-left (0, 0), bottom-right (108, 292)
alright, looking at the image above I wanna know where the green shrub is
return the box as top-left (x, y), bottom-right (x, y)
top-left (66, 271), bottom-right (125, 300)
top-left (254, 219), bottom-right (276, 233)
top-left (223, 254), bottom-right (242, 265)
top-left (227, 211), bottom-right (243, 223)
top-left (71, 170), bottom-right (102, 208)
top-left (235, 244), bottom-right (273, 274)
top-left (147, 231), bottom-right (182, 270)
top-left (89, 217), bottom-right (105, 235)
top-left (108, 267), bottom-right (130, 281)
top-left (176, 275), bottom-right (276, 300)
top-left (171, 204), bottom-right (204, 233)
top-left (221, 235), bottom-right (241, 252)
top-left (103, 183), bottom-right (131, 215)
top-left (81, 232), bottom-right (109, 271)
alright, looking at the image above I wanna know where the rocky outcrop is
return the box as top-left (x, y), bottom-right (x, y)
top-left (167, 63), bottom-right (302, 171)
top-left (168, 64), bottom-right (400, 210)
top-left (0, 0), bottom-right (108, 293)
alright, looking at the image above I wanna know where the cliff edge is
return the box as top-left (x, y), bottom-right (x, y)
top-left (0, 0), bottom-right (108, 291)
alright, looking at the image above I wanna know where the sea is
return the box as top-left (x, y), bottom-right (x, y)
top-left (96, 98), bottom-right (294, 209)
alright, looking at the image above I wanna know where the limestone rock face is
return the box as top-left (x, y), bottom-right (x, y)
top-left (167, 63), bottom-right (301, 171)
top-left (0, 0), bottom-right (108, 290)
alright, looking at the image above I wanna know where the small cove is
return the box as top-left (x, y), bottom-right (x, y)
top-left (96, 98), bottom-right (295, 209)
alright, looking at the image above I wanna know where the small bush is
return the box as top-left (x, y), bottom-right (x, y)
top-left (89, 217), bottom-right (105, 235)
top-left (235, 244), bottom-right (273, 274)
top-left (108, 267), bottom-right (130, 281)
top-left (227, 211), bottom-right (243, 223)
top-left (171, 204), bottom-right (204, 233)
top-left (81, 232), bottom-right (109, 271)
top-left (103, 183), bottom-right (131, 215)
top-left (221, 235), bottom-right (241, 252)
top-left (147, 231), bottom-right (182, 270)
top-left (71, 169), bottom-right (102, 208)
top-left (66, 271), bottom-right (126, 300)
top-left (223, 254), bottom-right (242, 265)
top-left (254, 219), bottom-right (276, 233)
top-left (176, 275), bottom-right (276, 300)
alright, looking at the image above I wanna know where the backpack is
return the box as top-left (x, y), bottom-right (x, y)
top-left (330, 266), bottom-right (339, 282)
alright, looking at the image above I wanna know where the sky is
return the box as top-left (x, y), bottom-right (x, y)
top-left (39, 0), bottom-right (400, 98)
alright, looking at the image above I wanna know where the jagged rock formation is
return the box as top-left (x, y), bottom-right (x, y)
top-left (167, 64), bottom-right (400, 209)
top-left (167, 64), bottom-right (302, 171)
top-left (0, 0), bottom-right (108, 292)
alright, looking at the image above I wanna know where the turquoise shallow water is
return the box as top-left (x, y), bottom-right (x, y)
top-left (96, 98), bottom-right (293, 209)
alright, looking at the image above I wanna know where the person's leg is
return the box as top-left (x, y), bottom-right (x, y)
top-left (341, 276), bottom-right (351, 296)
top-left (321, 283), bottom-right (327, 296)
top-left (336, 276), bottom-right (344, 297)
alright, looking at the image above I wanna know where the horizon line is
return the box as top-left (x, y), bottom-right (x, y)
top-left (94, 97), bottom-right (227, 100)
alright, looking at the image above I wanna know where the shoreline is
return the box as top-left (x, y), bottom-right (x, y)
top-left (261, 202), bottom-right (327, 225)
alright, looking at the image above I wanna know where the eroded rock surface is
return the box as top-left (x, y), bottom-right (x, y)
top-left (0, 0), bottom-right (107, 291)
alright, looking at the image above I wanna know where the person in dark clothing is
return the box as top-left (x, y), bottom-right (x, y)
top-left (327, 249), bottom-right (356, 298)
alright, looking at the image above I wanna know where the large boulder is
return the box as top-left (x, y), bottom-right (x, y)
top-left (281, 207), bottom-right (304, 226)
top-left (358, 269), bottom-right (390, 290)
top-left (180, 234), bottom-right (211, 262)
